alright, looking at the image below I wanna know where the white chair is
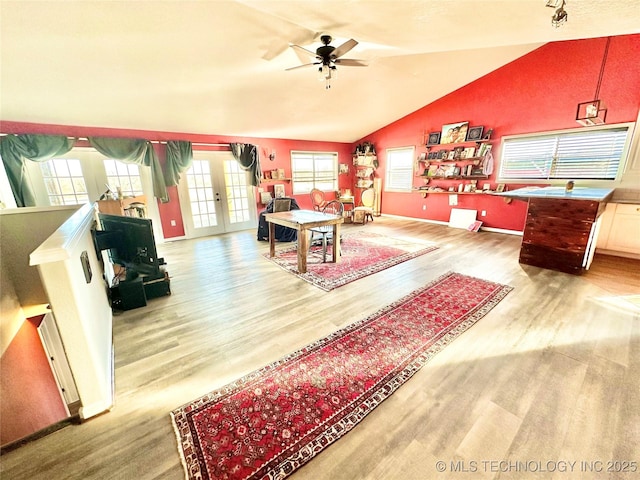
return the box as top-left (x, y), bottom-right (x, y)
top-left (309, 200), bottom-right (344, 262)
top-left (353, 188), bottom-right (375, 224)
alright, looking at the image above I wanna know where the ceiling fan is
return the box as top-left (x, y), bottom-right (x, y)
top-left (286, 35), bottom-right (367, 89)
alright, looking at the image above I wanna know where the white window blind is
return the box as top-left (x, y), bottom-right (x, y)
top-left (499, 126), bottom-right (630, 181)
top-left (385, 147), bottom-right (414, 192)
top-left (291, 151), bottom-right (338, 194)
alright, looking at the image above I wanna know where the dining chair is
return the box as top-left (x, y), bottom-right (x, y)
top-left (310, 188), bottom-right (327, 211)
top-left (309, 200), bottom-right (344, 262)
top-left (353, 188), bottom-right (375, 224)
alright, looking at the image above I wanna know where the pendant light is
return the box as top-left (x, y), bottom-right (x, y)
top-left (576, 37), bottom-right (611, 126)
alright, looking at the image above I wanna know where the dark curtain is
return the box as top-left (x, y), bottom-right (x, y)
top-left (230, 143), bottom-right (261, 187)
top-left (164, 140), bottom-right (193, 186)
top-left (0, 134), bottom-right (76, 207)
top-left (88, 137), bottom-right (168, 202)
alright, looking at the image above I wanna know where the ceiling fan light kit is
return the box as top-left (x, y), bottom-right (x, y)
top-left (287, 35), bottom-right (367, 89)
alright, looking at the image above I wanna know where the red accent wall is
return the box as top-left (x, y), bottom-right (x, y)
top-left (0, 123), bottom-right (353, 239)
top-left (0, 316), bottom-right (68, 446)
top-left (354, 34), bottom-right (640, 231)
top-left (2, 35), bottom-right (638, 234)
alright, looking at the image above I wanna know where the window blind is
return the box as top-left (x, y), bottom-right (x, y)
top-left (385, 147), bottom-right (414, 192)
top-left (499, 126), bottom-right (630, 180)
top-left (291, 151), bottom-right (338, 194)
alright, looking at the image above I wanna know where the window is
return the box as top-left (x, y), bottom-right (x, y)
top-left (104, 159), bottom-right (143, 197)
top-left (499, 125), bottom-right (632, 181)
top-left (384, 147), bottom-right (415, 192)
top-left (291, 151), bottom-right (338, 194)
top-left (39, 158), bottom-right (89, 205)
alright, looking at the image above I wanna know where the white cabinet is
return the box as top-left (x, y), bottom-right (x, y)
top-left (597, 203), bottom-right (640, 257)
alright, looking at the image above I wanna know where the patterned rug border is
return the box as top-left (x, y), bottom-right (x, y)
top-left (263, 231), bottom-right (439, 291)
top-left (171, 271), bottom-right (513, 480)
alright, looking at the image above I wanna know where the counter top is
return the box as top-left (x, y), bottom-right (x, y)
top-left (497, 186), bottom-right (615, 202)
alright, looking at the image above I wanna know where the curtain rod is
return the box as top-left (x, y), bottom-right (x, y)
top-left (0, 133), bottom-right (232, 148)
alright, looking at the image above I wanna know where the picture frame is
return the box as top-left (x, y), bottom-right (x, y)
top-left (447, 151), bottom-right (456, 160)
top-left (440, 121), bottom-right (469, 144)
top-left (466, 126), bottom-right (484, 142)
top-left (277, 168), bottom-right (286, 179)
top-left (339, 163), bottom-right (349, 174)
top-left (273, 184), bottom-right (285, 198)
top-left (463, 146), bottom-right (476, 158)
top-left (418, 152), bottom-right (427, 161)
top-left (453, 147), bottom-right (464, 159)
top-left (263, 170), bottom-right (272, 180)
top-left (427, 132), bottom-right (441, 145)
top-left (496, 183), bottom-right (506, 193)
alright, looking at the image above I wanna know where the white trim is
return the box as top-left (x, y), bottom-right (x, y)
top-left (29, 203), bottom-right (96, 266)
top-left (379, 213), bottom-right (524, 236)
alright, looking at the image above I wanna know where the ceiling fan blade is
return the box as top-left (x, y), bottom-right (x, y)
top-left (334, 58), bottom-right (368, 67)
top-left (290, 44), bottom-right (318, 64)
top-left (332, 38), bottom-right (358, 59)
top-left (285, 62), bottom-right (319, 71)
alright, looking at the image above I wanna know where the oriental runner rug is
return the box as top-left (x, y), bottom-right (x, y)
top-left (263, 231), bottom-right (439, 291)
top-left (171, 272), bottom-right (512, 480)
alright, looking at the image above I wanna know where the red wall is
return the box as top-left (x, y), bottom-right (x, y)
top-left (2, 35), bottom-right (638, 234)
top-left (0, 316), bottom-right (68, 446)
top-left (355, 34), bottom-right (640, 231)
top-left (0, 122), bottom-right (353, 239)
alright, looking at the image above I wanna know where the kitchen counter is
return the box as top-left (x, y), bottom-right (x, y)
top-left (498, 186), bottom-right (614, 274)
top-left (498, 186), bottom-right (615, 202)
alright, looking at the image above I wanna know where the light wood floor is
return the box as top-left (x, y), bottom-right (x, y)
top-left (2, 217), bottom-right (638, 480)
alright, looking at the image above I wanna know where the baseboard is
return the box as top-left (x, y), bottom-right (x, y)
top-left (595, 248), bottom-right (640, 260)
top-left (379, 214), bottom-right (523, 236)
top-left (0, 415), bottom-right (80, 455)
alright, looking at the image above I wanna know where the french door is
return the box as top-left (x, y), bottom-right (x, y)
top-left (178, 151), bottom-right (257, 238)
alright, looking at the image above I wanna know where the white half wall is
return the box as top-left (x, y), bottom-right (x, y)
top-left (30, 203), bottom-right (114, 420)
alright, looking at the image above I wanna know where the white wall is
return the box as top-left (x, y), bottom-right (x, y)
top-left (30, 203), bottom-right (114, 419)
top-left (0, 205), bottom-right (79, 355)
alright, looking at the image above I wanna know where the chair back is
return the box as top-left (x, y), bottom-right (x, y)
top-left (322, 200), bottom-right (344, 216)
top-left (310, 189), bottom-right (326, 211)
top-left (273, 198), bottom-right (292, 213)
top-left (360, 188), bottom-right (375, 207)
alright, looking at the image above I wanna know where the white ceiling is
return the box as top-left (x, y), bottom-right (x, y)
top-left (1, 1), bottom-right (639, 143)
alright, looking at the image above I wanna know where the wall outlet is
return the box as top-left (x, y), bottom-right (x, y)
top-left (481, 210), bottom-right (487, 217)
top-left (170, 220), bottom-right (176, 226)
top-left (422, 205), bottom-right (427, 211)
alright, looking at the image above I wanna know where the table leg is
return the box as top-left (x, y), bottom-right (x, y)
top-left (268, 222), bottom-right (276, 257)
top-left (332, 223), bottom-right (341, 263)
top-left (298, 227), bottom-right (308, 273)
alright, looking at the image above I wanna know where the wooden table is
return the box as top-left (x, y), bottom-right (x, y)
top-left (264, 210), bottom-right (344, 273)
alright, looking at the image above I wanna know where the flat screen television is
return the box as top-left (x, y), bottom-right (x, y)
top-left (97, 213), bottom-right (160, 276)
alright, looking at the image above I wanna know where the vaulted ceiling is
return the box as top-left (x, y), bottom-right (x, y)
top-left (1, 1), bottom-right (639, 143)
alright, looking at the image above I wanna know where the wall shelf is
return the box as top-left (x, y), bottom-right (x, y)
top-left (260, 178), bottom-right (291, 184)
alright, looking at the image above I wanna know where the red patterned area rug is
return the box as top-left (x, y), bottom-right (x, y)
top-left (171, 272), bottom-right (512, 480)
top-left (263, 231), bottom-right (439, 291)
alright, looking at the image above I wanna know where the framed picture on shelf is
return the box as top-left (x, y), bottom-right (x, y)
top-left (496, 183), bottom-right (506, 192)
top-left (277, 168), bottom-right (286, 179)
top-left (273, 184), bottom-right (285, 198)
top-left (263, 170), bottom-right (272, 180)
top-left (453, 147), bottom-right (464, 159)
top-left (463, 146), bottom-right (476, 158)
top-left (427, 132), bottom-right (441, 145)
top-left (466, 126), bottom-right (484, 141)
top-left (447, 151), bottom-right (456, 160)
top-left (418, 152), bottom-right (427, 161)
top-left (440, 121), bottom-right (469, 144)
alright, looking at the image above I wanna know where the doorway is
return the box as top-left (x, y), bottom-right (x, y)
top-left (177, 151), bottom-right (256, 238)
